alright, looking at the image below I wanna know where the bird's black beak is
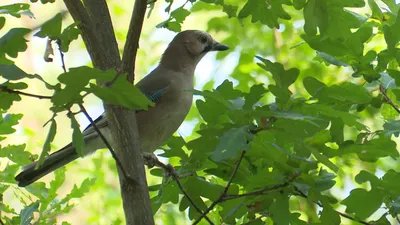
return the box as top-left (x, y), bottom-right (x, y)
top-left (211, 42), bottom-right (229, 51)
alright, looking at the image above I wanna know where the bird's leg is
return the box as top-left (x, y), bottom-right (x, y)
top-left (142, 152), bottom-right (158, 168)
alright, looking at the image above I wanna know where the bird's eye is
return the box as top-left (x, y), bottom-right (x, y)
top-left (200, 36), bottom-right (207, 44)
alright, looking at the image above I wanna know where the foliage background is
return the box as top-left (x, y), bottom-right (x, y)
top-left (1, 0), bottom-right (400, 224)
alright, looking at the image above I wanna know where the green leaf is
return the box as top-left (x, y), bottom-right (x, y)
top-left (52, 66), bottom-right (116, 107)
top-left (160, 136), bottom-right (189, 160)
top-left (355, 170), bottom-right (381, 187)
top-left (303, 104), bottom-right (366, 130)
top-left (0, 144), bottom-right (32, 165)
top-left (238, 0), bottom-right (291, 28)
top-left (211, 126), bottom-right (250, 162)
top-left (243, 84), bottom-right (268, 110)
top-left (0, 164), bottom-right (19, 183)
top-left (383, 119), bottom-right (400, 137)
top-left (0, 64), bottom-right (33, 80)
top-left (20, 201), bottom-right (39, 225)
top-left (320, 82), bottom-right (372, 104)
top-left (0, 91), bottom-right (21, 110)
top-left (383, 12), bottom-right (400, 50)
top-left (0, 3), bottom-right (32, 18)
top-left (192, 89), bottom-right (232, 108)
top-left (90, 75), bottom-right (153, 110)
top-left (320, 200), bottom-right (341, 225)
top-left (303, 76), bottom-right (327, 97)
top-left (183, 176), bottom-right (225, 204)
top-left (390, 197), bottom-right (400, 216)
top-left (35, 13), bottom-right (62, 39)
top-left (256, 56), bottom-right (299, 110)
top-left (342, 188), bottom-right (384, 219)
top-left (37, 119), bottom-right (57, 167)
top-left (316, 51), bottom-right (349, 67)
top-left (315, 169), bottom-right (337, 191)
top-left (3, 82), bottom-right (28, 90)
top-left (293, 0), bottom-right (306, 9)
top-left (59, 22), bottom-right (80, 52)
top-left (220, 198), bottom-right (248, 223)
top-left (156, 7), bottom-right (190, 32)
top-left (341, 135), bottom-right (399, 162)
top-left (269, 194), bottom-right (290, 225)
top-left (381, 89), bottom-right (398, 119)
top-left (303, 0), bottom-right (365, 39)
top-left (41, 168), bottom-right (65, 211)
top-left (0, 113), bottom-right (23, 135)
top-left (302, 34), bottom-right (349, 57)
top-left (171, 7), bottom-right (190, 22)
top-left (308, 146), bottom-right (339, 173)
top-left (0, 28), bottom-right (31, 58)
top-left (304, 130), bottom-right (331, 147)
top-left (66, 178), bottom-right (96, 199)
top-left (382, 0), bottom-right (400, 13)
top-left (0, 17), bottom-right (5, 30)
top-left (70, 114), bottom-right (84, 156)
top-left (368, 0), bottom-right (383, 21)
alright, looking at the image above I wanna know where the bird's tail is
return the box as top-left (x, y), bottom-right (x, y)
top-left (15, 144), bottom-right (79, 187)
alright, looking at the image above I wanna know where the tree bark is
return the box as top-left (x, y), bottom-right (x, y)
top-left (62, 0), bottom-right (154, 224)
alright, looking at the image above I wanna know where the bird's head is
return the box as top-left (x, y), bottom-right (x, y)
top-left (161, 30), bottom-right (229, 70)
top-left (177, 30), bottom-right (229, 57)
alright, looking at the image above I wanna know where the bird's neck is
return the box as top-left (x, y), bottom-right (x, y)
top-left (159, 45), bottom-right (199, 74)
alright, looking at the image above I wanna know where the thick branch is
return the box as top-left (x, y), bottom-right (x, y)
top-left (82, 0), bottom-right (121, 67)
top-left (62, 0), bottom-right (154, 224)
top-left (106, 107), bottom-right (154, 225)
top-left (121, 0), bottom-right (148, 82)
top-left (63, 0), bottom-right (113, 70)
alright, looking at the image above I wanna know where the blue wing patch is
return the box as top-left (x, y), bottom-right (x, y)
top-left (81, 88), bottom-right (168, 133)
top-left (145, 87), bottom-right (168, 103)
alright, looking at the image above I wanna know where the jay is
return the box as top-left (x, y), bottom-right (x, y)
top-left (15, 30), bottom-right (229, 187)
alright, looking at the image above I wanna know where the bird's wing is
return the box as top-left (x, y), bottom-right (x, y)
top-left (81, 82), bottom-right (171, 137)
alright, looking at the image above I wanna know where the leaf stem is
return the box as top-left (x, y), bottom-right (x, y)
top-left (0, 86), bottom-right (52, 99)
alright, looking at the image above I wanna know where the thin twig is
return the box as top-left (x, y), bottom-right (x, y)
top-left (78, 104), bottom-right (130, 180)
top-left (193, 150), bottom-right (246, 225)
top-left (380, 85), bottom-right (400, 114)
top-left (294, 188), bottom-right (373, 225)
top-left (145, 156), bottom-right (214, 225)
top-left (56, 39), bottom-right (67, 73)
top-left (223, 173), bottom-right (300, 201)
top-left (0, 86), bottom-right (52, 99)
top-left (121, 0), bottom-right (148, 82)
top-left (0, 217), bottom-right (4, 225)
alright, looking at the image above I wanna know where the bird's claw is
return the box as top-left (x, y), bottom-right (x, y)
top-left (142, 152), bottom-right (158, 168)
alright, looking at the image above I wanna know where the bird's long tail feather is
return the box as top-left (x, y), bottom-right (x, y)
top-left (15, 144), bottom-right (79, 187)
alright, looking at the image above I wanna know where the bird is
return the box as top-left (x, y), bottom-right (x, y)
top-left (15, 30), bottom-right (229, 187)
